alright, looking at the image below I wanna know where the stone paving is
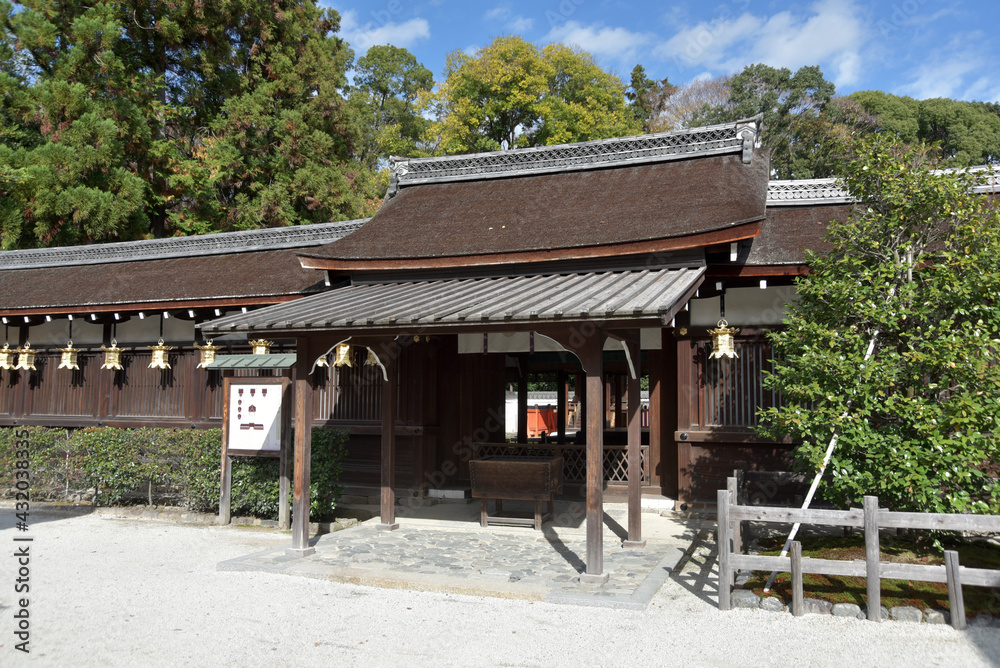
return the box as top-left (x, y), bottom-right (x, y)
top-left (219, 501), bottom-right (692, 610)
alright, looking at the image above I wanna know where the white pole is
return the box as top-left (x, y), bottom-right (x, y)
top-left (762, 327), bottom-right (881, 592)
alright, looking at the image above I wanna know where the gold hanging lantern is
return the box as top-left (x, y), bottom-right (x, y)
top-left (15, 342), bottom-right (36, 371)
top-left (249, 338), bottom-right (273, 355)
top-left (314, 352), bottom-right (330, 368)
top-left (709, 319), bottom-right (740, 359)
top-left (148, 338), bottom-right (172, 369)
top-left (334, 343), bottom-right (353, 367)
top-left (364, 348), bottom-right (379, 366)
top-left (58, 340), bottom-right (81, 370)
top-left (101, 340), bottom-right (124, 370)
top-left (195, 340), bottom-right (221, 369)
top-left (0, 343), bottom-right (14, 370)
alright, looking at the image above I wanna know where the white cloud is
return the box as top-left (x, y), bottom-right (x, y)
top-left (898, 54), bottom-right (980, 100)
top-left (484, 5), bottom-right (533, 33)
top-left (339, 9), bottom-right (430, 52)
top-left (657, 0), bottom-right (867, 87)
top-left (544, 21), bottom-right (655, 64)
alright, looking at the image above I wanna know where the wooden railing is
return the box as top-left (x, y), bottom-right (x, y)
top-left (473, 442), bottom-right (650, 485)
top-left (717, 476), bottom-right (1000, 629)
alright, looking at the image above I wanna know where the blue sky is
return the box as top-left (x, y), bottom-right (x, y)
top-left (321, 0), bottom-right (1000, 102)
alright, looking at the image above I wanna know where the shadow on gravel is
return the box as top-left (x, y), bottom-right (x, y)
top-left (0, 503), bottom-right (95, 532)
top-left (666, 516), bottom-right (720, 608)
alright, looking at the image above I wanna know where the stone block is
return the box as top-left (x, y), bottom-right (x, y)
top-left (890, 606), bottom-right (923, 623)
top-left (923, 609), bottom-right (949, 625)
top-left (731, 589), bottom-right (761, 609)
top-left (832, 603), bottom-right (863, 619)
top-left (759, 596), bottom-right (786, 613)
top-left (802, 598), bottom-right (833, 615)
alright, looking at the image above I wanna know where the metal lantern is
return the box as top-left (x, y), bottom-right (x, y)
top-left (314, 352), bottom-right (330, 368)
top-left (249, 339), bottom-right (273, 355)
top-left (364, 348), bottom-right (379, 366)
top-left (101, 340), bottom-right (124, 370)
top-left (15, 342), bottom-right (36, 371)
top-left (334, 343), bottom-right (353, 367)
top-left (148, 338), bottom-right (172, 369)
top-left (58, 340), bottom-right (81, 370)
top-left (709, 319), bottom-right (740, 359)
top-left (0, 343), bottom-right (14, 370)
top-left (195, 340), bottom-right (221, 369)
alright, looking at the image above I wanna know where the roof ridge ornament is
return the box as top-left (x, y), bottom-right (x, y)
top-left (736, 114), bottom-right (763, 165)
top-left (391, 120), bottom-right (758, 187)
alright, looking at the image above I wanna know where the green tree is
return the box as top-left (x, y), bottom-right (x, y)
top-left (695, 64), bottom-right (837, 178)
top-left (758, 136), bottom-right (1000, 514)
top-left (624, 64), bottom-right (675, 133)
top-left (849, 92), bottom-right (1000, 167)
top-left (424, 36), bottom-right (640, 154)
top-left (347, 44), bottom-right (433, 170)
top-left (0, 1), bottom-right (374, 247)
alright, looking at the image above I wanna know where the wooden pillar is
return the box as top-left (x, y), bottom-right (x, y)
top-left (624, 333), bottom-right (645, 548)
top-left (579, 332), bottom-right (608, 583)
top-left (517, 360), bottom-right (528, 443)
top-left (379, 339), bottom-right (400, 530)
top-left (575, 372), bottom-right (586, 443)
top-left (289, 336), bottom-right (314, 556)
top-left (660, 328), bottom-right (679, 497)
top-left (556, 370), bottom-right (567, 444)
top-left (676, 337), bottom-right (693, 504)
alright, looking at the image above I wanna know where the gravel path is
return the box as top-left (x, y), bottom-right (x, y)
top-left (2, 509), bottom-right (998, 667)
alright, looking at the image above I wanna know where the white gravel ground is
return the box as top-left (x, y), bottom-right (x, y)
top-left (2, 510), bottom-right (998, 667)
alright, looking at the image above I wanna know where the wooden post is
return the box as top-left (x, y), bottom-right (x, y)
top-left (289, 336), bottom-right (314, 556)
top-left (580, 334), bottom-right (607, 583)
top-left (556, 369), bottom-right (567, 444)
top-left (517, 361), bottom-right (528, 443)
top-left (624, 334), bottom-right (645, 548)
top-left (945, 550), bottom-right (967, 630)
top-left (790, 540), bottom-right (804, 617)
top-left (218, 454), bottom-right (232, 526)
top-left (864, 496), bottom-right (880, 621)
top-left (379, 339), bottom-right (399, 530)
top-left (727, 476), bottom-right (741, 574)
top-left (717, 488), bottom-right (731, 610)
top-left (278, 377), bottom-right (291, 531)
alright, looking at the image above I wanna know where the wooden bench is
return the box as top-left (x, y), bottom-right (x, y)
top-left (469, 455), bottom-right (563, 530)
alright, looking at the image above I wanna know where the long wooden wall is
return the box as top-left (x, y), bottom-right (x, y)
top-left (675, 333), bottom-right (794, 502)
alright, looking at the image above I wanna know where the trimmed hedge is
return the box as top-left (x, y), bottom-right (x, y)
top-left (0, 426), bottom-right (347, 521)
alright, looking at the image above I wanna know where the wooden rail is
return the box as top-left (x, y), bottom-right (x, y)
top-left (717, 476), bottom-right (1000, 629)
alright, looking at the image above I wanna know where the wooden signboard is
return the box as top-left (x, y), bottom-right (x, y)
top-left (218, 377), bottom-right (291, 528)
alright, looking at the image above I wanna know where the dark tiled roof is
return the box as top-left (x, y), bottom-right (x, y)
top-left (392, 118), bottom-right (761, 185)
top-left (0, 249), bottom-right (329, 313)
top-left (0, 220), bottom-right (367, 270)
top-left (301, 152), bottom-right (769, 264)
top-left (746, 204), bottom-right (850, 266)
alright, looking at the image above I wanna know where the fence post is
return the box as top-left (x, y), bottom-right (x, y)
top-left (945, 550), bottom-right (967, 630)
top-left (864, 496), bottom-right (881, 621)
top-left (717, 488), bottom-right (732, 611)
top-left (790, 540), bottom-right (804, 617)
top-left (727, 476), bottom-right (742, 562)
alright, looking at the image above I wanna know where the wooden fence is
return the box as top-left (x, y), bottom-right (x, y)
top-left (717, 476), bottom-right (1000, 629)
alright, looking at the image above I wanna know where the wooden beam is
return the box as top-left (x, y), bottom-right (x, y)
top-left (556, 370), bottom-right (567, 445)
top-left (517, 359), bottom-right (528, 444)
top-left (289, 336), bottom-right (314, 556)
top-left (623, 332), bottom-right (645, 548)
top-left (579, 334), bottom-right (607, 581)
top-left (379, 339), bottom-right (400, 530)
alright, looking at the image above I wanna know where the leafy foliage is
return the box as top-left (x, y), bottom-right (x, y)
top-left (347, 44), bottom-right (433, 171)
top-left (850, 91), bottom-right (1000, 167)
top-left (1, 426), bottom-right (348, 520)
top-left (423, 36), bottom-right (640, 154)
top-left (0, 1), bottom-right (378, 247)
top-left (758, 137), bottom-right (1000, 514)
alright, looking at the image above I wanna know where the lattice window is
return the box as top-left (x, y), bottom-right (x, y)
top-left (697, 338), bottom-right (787, 428)
top-left (472, 443), bottom-right (649, 484)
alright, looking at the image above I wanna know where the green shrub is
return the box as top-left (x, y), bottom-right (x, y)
top-left (0, 426), bottom-right (348, 521)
